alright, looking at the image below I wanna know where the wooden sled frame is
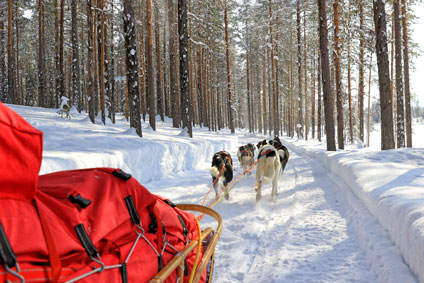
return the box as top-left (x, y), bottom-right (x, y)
top-left (149, 204), bottom-right (223, 283)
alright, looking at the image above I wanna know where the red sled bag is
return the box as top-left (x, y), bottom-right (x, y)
top-left (0, 103), bottom-right (221, 283)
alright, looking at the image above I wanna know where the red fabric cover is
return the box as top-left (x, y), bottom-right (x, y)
top-left (0, 102), bottom-right (43, 201)
top-left (0, 105), bottom-right (206, 282)
top-left (1, 167), bottom-right (205, 282)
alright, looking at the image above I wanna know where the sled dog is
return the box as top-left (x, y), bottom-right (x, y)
top-left (255, 143), bottom-right (281, 202)
top-left (210, 151), bottom-right (233, 200)
top-left (237, 143), bottom-right (255, 173)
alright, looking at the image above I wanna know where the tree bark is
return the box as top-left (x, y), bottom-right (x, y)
top-left (7, 0), bottom-right (16, 104)
top-left (317, 0), bottom-right (336, 151)
top-left (168, 0), bottom-right (179, 127)
top-left (296, 0), bottom-right (303, 138)
top-left (146, 0), bottom-right (156, 131)
top-left (394, 0), bottom-right (405, 148)
top-left (38, 0), bottom-right (47, 108)
top-left (155, 4), bottom-right (164, 122)
top-left (98, 0), bottom-right (106, 124)
top-left (373, 0), bottom-right (395, 150)
top-left (55, 0), bottom-right (60, 107)
top-left (304, 9), bottom-right (308, 140)
top-left (401, 0), bottom-right (412, 147)
top-left (124, 0), bottom-right (142, 136)
top-left (311, 54), bottom-right (316, 139)
top-left (59, 0), bottom-right (65, 101)
top-left (178, 0), bottom-right (193, 137)
top-left (224, 0), bottom-right (234, 133)
top-left (333, 0), bottom-right (344, 149)
top-left (317, 53), bottom-right (322, 142)
top-left (269, 0), bottom-right (278, 136)
top-left (262, 55), bottom-right (267, 135)
top-left (358, 0), bottom-right (365, 142)
top-left (71, 0), bottom-right (81, 112)
top-left (347, 25), bottom-right (353, 144)
top-left (87, 0), bottom-right (95, 123)
top-left (0, 16), bottom-right (6, 102)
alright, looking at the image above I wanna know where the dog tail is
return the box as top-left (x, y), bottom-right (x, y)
top-left (210, 166), bottom-right (220, 178)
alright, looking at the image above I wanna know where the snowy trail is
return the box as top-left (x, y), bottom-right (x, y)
top-left (8, 104), bottom-right (419, 282)
top-left (147, 138), bottom-right (389, 283)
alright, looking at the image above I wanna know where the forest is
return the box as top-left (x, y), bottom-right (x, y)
top-left (0, 0), bottom-right (420, 150)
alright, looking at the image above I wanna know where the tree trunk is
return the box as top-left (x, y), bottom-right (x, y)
top-left (358, 0), bottom-right (365, 142)
top-left (178, 0), bottom-right (193, 137)
top-left (317, 53), bottom-right (322, 142)
top-left (304, 10), bottom-right (308, 140)
top-left (0, 16), bottom-right (6, 102)
top-left (55, 0), bottom-right (60, 107)
top-left (367, 55), bottom-right (372, 147)
top-left (71, 0), bottom-right (81, 112)
top-left (262, 55), bottom-right (267, 135)
top-left (347, 26), bottom-right (353, 144)
top-left (98, 0), bottom-right (106, 124)
top-left (109, 4), bottom-right (115, 123)
top-left (7, 0), bottom-right (16, 104)
top-left (373, 0), bottom-right (395, 150)
top-left (269, 0), bottom-right (278, 136)
top-left (224, 1), bottom-right (234, 133)
top-left (124, 0), bottom-right (142, 136)
top-left (247, 51), bottom-right (252, 132)
top-left (59, 0), bottom-right (65, 101)
top-left (146, 0), bottom-right (156, 131)
top-left (168, 0), bottom-right (179, 128)
top-left (296, 0), bottom-right (303, 138)
top-left (317, 0), bottom-right (336, 151)
top-left (394, 0), bottom-right (405, 148)
top-left (402, 0), bottom-right (412, 147)
top-left (38, 0), bottom-right (47, 108)
top-left (311, 54), bottom-right (316, 139)
top-left (333, 0), bottom-right (344, 149)
top-left (87, 0), bottom-right (95, 123)
top-left (155, 4), bottom-right (164, 122)
top-left (197, 48), bottom-right (204, 126)
top-left (15, 2), bottom-right (21, 105)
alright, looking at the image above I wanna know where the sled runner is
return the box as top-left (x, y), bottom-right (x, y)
top-left (0, 102), bottom-right (222, 283)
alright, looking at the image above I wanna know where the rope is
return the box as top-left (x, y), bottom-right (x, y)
top-left (188, 217), bottom-right (202, 283)
top-left (197, 158), bottom-right (260, 222)
top-left (201, 165), bottom-right (225, 206)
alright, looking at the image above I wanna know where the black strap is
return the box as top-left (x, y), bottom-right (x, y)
top-left (0, 222), bottom-right (17, 268)
top-left (157, 254), bottom-right (163, 272)
top-left (113, 169), bottom-right (132, 181)
top-left (163, 199), bottom-right (176, 208)
top-left (69, 193), bottom-right (91, 209)
top-left (177, 215), bottom-right (188, 240)
top-left (74, 224), bottom-right (98, 258)
top-left (120, 262), bottom-right (128, 283)
top-left (125, 196), bottom-right (141, 226)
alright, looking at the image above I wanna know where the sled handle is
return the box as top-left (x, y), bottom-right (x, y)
top-left (149, 204), bottom-right (222, 283)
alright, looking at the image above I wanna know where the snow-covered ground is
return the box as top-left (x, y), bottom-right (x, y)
top-left (6, 104), bottom-right (424, 283)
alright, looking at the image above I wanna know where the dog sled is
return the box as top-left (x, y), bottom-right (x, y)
top-left (0, 102), bottom-right (222, 283)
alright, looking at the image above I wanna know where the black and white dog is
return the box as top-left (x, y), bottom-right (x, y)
top-left (237, 143), bottom-right (255, 173)
top-left (210, 151), bottom-right (233, 200)
top-left (255, 142), bottom-right (281, 202)
top-left (269, 136), bottom-right (290, 172)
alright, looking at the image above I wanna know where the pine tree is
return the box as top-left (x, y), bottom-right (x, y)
top-left (178, 0), bottom-right (193, 137)
top-left (71, 0), bottom-right (81, 112)
top-left (318, 0), bottom-right (336, 151)
top-left (373, 0), bottom-right (395, 150)
top-left (38, 0), bottom-right (47, 108)
top-left (402, 0), bottom-right (412, 147)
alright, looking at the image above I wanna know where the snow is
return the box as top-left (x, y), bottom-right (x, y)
top-left (6, 104), bottom-right (424, 283)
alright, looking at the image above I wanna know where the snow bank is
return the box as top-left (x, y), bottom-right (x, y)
top-left (10, 105), bottom-right (237, 184)
top-left (284, 137), bottom-right (424, 282)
